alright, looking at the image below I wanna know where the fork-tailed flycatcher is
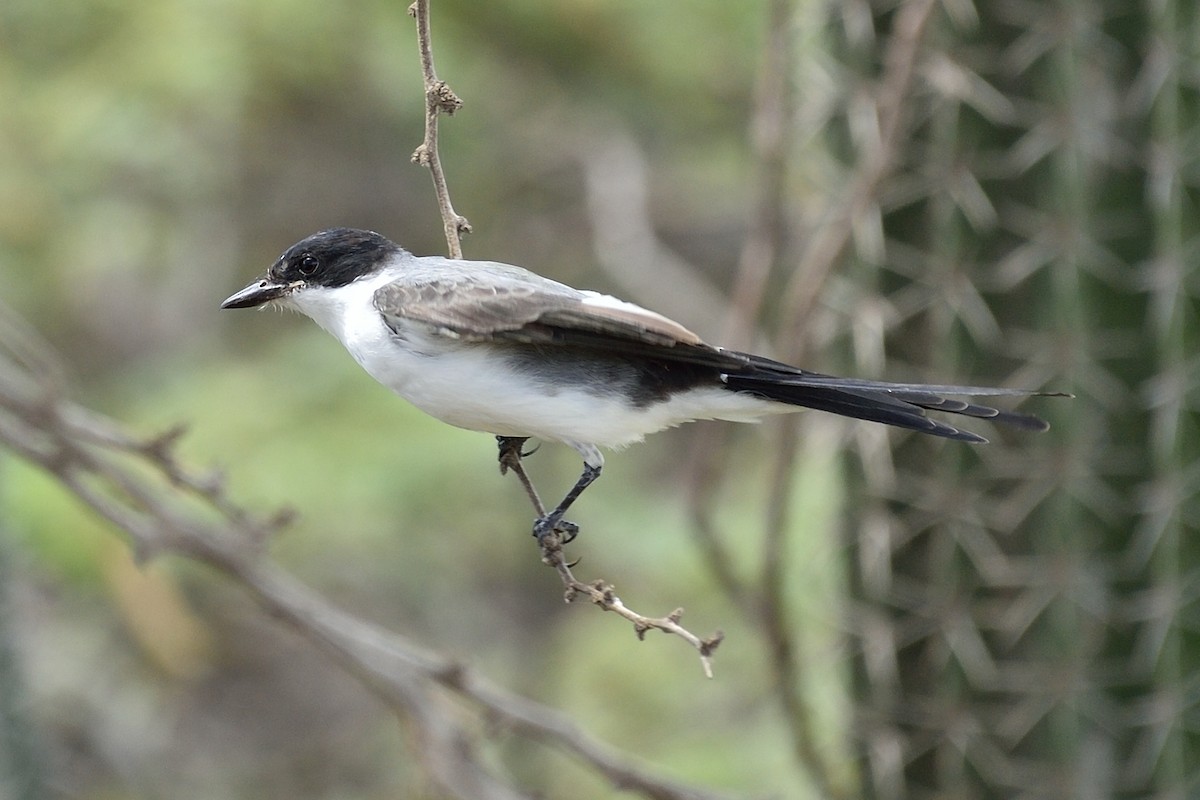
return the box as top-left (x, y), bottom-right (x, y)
top-left (222, 228), bottom-right (1063, 542)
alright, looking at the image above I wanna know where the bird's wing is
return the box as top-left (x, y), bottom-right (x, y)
top-left (372, 266), bottom-right (737, 360)
top-left (371, 262), bottom-right (1062, 436)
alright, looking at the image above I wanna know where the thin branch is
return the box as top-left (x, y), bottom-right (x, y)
top-left (539, 534), bottom-right (724, 680)
top-left (215, 541), bottom-right (734, 800)
top-left (406, 0), bottom-right (717, 752)
top-left (408, 0), bottom-right (471, 257)
top-left (498, 440), bottom-right (724, 677)
top-left (404, 1), bottom-right (729, 738)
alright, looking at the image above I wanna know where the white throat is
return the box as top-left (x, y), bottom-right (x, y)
top-left (283, 269), bottom-right (397, 343)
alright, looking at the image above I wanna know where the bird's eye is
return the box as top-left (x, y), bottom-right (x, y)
top-left (298, 254), bottom-right (319, 276)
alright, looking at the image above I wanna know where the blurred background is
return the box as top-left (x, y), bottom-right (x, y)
top-left (0, 0), bottom-right (1196, 798)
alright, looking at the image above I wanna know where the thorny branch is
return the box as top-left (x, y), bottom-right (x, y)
top-left (541, 537), bottom-right (724, 681)
top-left (0, 301), bottom-right (738, 800)
top-left (408, 0), bottom-right (471, 257)
top-left (496, 440), bottom-right (724, 677)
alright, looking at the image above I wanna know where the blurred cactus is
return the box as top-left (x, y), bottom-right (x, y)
top-left (822, 0), bottom-right (1199, 796)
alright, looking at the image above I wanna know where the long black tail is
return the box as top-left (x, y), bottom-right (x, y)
top-left (724, 355), bottom-right (1065, 443)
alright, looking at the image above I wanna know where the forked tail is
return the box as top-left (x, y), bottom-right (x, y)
top-left (725, 356), bottom-right (1066, 443)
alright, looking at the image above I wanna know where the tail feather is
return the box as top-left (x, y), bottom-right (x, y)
top-left (724, 356), bottom-right (1066, 441)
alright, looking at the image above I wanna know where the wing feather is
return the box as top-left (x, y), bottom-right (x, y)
top-left (372, 269), bottom-right (707, 349)
top-left (369, 262), bottom-right (1061, 437)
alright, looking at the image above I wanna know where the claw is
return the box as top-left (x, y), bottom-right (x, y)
top-left (533, 515), bottom-right (579, 545)
top-left (496, 436), bottom-right (529, 475)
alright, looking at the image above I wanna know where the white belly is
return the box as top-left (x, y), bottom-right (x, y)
top-left (288, 280), bottom-right (784, 452)
top-left (353, 327), bottom-right (778, 448)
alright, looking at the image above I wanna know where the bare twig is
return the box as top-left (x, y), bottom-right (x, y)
top-left (0, 302), bottom-right (739, 800)
top-left (539, 534), bottom-right (724, 680)
top-left (497, 439), bottom-right (724, 677)
top-left (408, 0), bottom-right (471, 257)
top-left (496, 437), bottom-right (549, 517)
top-left (405, 9), bottom-right (725, 676)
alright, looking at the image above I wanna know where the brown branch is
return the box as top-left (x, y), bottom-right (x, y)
top-left (408, 0), bottom-right (471, 257)
top-left (540, 535), bottom-right (724, 680)
top-left (0, 305), bottom-right (740, 800)
top-left (498, 441), bottom-right (723, 677)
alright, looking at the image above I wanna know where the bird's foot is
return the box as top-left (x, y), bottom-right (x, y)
top-left (533, 514), bottom-right (579, 546)
top-left (496, 436), bottom-right (539, 475)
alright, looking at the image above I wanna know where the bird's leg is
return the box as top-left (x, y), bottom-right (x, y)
top-left (495, 436), bottom-right (580, 543)
top-left (532, 463), bottom-right (601, 544)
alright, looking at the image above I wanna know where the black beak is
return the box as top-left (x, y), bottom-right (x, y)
top-left (221, 277), bottom-right (294, 309)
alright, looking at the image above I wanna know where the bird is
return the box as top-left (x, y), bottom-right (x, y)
top-left (222, 228), bottom-right (1062, 543)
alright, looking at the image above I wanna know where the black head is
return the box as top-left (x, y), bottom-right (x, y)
top-left (221, 228), bottom-right (402, 309)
